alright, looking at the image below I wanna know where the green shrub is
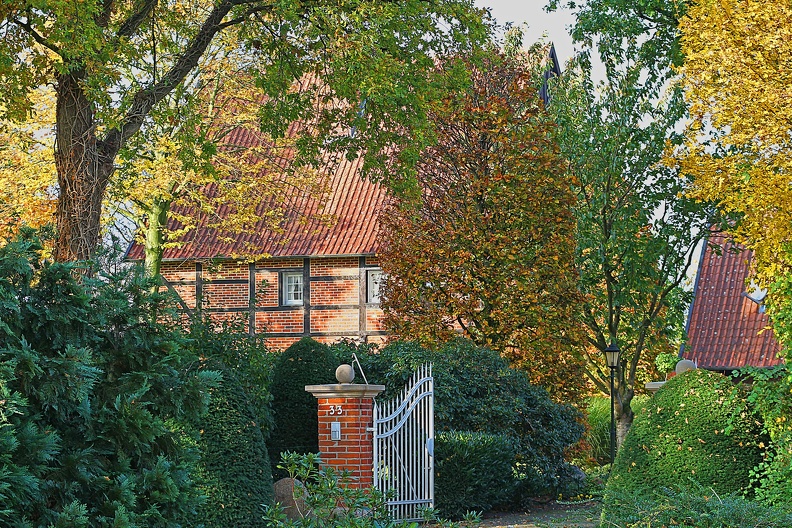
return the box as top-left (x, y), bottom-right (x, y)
top-left (189, 318), bottom-right (276, 439)
top-left (195, 362), bottom-right (273, 527)
top-left (264, 452), bottom-right (412, 528)
top-left (0, 236), bottom-right (217, 526)
top-left (434, 431), bottom-right (518, 518)
top-left (602, 483), bottom-right (792, 527)
top-left (737, 365), bottom-right (792, 505)
top-left (606, 368), bottom-right (766, 505)
top-left (267, 338), bottom-right (337, 479)
top-left (353, 339), bottom-right (584, 500)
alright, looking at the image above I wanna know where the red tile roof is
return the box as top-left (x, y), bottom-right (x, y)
top-left (126, 130), bottom-right (387, 261)
top-left (683, 231), bottom-right (784, 370)
top-left (126, 48), bottom-right (562, 264)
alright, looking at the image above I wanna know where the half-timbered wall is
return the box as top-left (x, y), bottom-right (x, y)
top-left (159, 256), bottom-right (386, 350)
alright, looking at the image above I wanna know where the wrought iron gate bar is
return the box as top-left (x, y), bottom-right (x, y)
top-left (372, 364), bottom-right (434, 521)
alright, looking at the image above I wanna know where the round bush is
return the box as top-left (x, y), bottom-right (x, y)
top-left (434, 431), bottom-right (518, 519)
top-left (606, 368), bottom-right (766, 499)
top-left (267, 338), bottom-right (337, 478)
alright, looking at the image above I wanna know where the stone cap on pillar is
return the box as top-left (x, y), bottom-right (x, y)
top-left (305, 384), bottom-right (385, 399)
top-left (305, 363), bottom-right (385, 399)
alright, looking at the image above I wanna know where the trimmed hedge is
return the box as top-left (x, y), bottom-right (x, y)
top-left (268, 338), bottom-right (336, 479)
top-left (195, 364), bottom-right (273, 527)
top-left (434, 431), bottom-right (518, 519)
top-left (606, 368), bottom-right (766, 500)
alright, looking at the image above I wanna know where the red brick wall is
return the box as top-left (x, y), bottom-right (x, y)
top-left (311, 279), bottom-right (359, 305)
top-left (255, 270), bottom-right (279, 307)
top-left (311, 309), bottom-right (360, 333)
top-left (316, 396), bottom-right (376, 488)
top-left (203, 282), bottom-right (249, 309)
top-left (311, 257), bottom-right (359, 277)
top-left (256, 310), bottom-right (305, 334)
top-left (366, 307), bottom-right (386, 332)
top-left (159, 256), bottom-right (386, 349)
top-left (203, 261), bottom-right (248, 280)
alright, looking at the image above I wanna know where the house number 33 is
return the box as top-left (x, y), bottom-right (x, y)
top-left (328, 405), bottom-right (343, 415)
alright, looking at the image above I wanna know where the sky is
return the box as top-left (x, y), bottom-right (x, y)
top-left (473, 1), bottom-right (578, 67)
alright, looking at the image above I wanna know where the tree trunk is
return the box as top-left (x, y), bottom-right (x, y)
top-left (615, 386), bottom-right (635, 449)
top-left (53, 71), bottom-right (114, 263)
top-left (143, 199), bottom-right (171, 280)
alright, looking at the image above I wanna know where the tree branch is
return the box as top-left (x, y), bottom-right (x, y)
top-left (217, 3), bottom-right (273, 30)
top-left (99, 0), bottom-right (271, 167)
top-left (116, 0), bottom-right (158, 38)
top-left (12, 17), bottom-right (61, 55)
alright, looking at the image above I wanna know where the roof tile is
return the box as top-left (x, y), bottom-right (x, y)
top-left (683, 231), bottom-right (784, 370)
top-left (127, 131), bottom-right (386, 261)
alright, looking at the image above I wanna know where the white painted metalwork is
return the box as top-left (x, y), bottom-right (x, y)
top-left (372, 364), bottom-right (434, 521)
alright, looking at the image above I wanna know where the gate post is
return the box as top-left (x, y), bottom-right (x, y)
top-left (306, 369), bottom-right (384, 488)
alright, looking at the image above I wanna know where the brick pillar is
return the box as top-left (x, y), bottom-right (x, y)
top-left (305, 382), bottom-right (385, 488)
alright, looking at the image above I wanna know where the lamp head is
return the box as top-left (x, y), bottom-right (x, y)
top-left (604, 341), bottom-right (621, 368)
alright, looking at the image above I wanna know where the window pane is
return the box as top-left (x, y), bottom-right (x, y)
top-left (368, 270), bottom-right (383, 304)
top-left (284, 272), bottom-right (303, 304)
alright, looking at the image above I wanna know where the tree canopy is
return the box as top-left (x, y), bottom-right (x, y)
top-left (546, 0), bottom-right (685, 88)
top-left (0, 89), bottom-right (57, 240)
top-left (678, 0), bottom-right (792, 301)
top-left (378, 49), bottom-right (586, 401)
top-left (0, 0), bottom-right (489, 262)
top-left (550, 57), bottom-right (715, 439)
top-left (544, 0), bottom-right (721, 440)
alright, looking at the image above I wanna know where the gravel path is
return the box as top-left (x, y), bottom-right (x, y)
top-left (478, 502), bottom-right (600, 528)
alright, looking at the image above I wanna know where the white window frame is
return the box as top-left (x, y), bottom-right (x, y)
top-left (282, 270), bottom-right (304, 306)
top-left (367, 269), bottom-right (384, 304)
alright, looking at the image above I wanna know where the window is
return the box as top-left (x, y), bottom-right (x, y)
top-left (282, 271), bottom-right (303, 306)
top-left (367, 269), bottom-right (384, 304)
top-left (744, 280), bottom-right (767, 313)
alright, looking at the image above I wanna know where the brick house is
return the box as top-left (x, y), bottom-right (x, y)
top-left (125, 153), bottom-right (389, 350)
top-left (126, 46), bottom-right (562, 350)
top-left (682, 230), bottom-right (784, 372)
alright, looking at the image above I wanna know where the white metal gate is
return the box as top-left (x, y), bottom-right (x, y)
top-left (372, 364), bottom-right (434, 521)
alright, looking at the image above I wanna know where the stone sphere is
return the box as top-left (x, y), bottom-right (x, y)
top-left (335, 364), bottom-right (355, 383)
top-left (675, 359), bottom-right (697, 375)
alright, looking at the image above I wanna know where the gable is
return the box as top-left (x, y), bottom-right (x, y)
top-left (683, 230), bottom-right (784, 371)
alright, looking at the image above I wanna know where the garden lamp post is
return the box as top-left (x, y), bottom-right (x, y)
top-left (604, 341), bottom-right (621, 467)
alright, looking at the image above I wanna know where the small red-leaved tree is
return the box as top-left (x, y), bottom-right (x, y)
top-left (378, 49), bottom-right (587, 402)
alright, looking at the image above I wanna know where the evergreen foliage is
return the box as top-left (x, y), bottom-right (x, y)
top-left (195, 360), bottom-right (273, 528)
top-left (0, 234), bottom-right (217, 526)
top-left (267, 338), bottom-right (336, 479)
top-left (182, 320), bottom-right (275, 527)
top-left (434, 431), bottom-right (518, 519)
top-left (606, 369), bottom-right (766, 503)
